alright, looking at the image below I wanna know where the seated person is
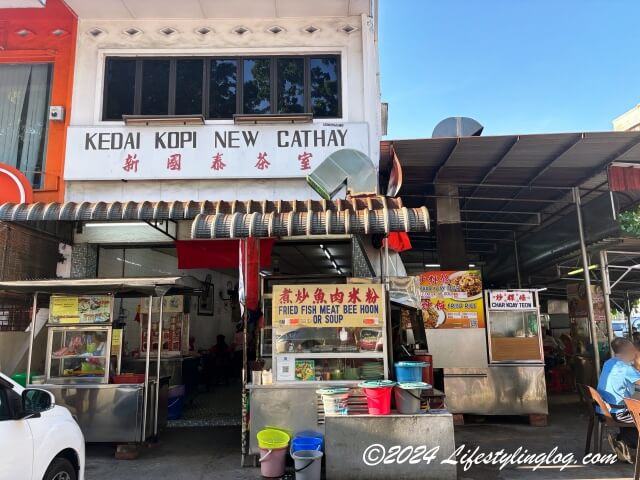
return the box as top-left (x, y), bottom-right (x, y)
top-left (597, 337), bottom-right (640, 463)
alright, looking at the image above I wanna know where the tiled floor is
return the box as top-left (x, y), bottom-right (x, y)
top-left (167, 383), bottom-right (243, 428)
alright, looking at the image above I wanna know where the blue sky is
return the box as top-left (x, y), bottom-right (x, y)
top-left (379, 0), bottom-right (640, 139)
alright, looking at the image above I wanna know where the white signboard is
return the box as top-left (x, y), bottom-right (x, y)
top-left (488, 290), bottom-right (535, 310)
top-left (64, 123), bottom-right (369, 180)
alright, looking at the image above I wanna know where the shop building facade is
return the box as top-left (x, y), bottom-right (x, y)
top-left (61, 0), bottom-right (381, 202)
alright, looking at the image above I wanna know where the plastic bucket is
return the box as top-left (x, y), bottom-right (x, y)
top-left (259, 447), bottom-right (288, 478)
top-left (257, 428), bottom-right (290, 450)
top-left (11, 372), bottom-right (34, 387)
top-left (394, 382), bottom-right (430, 414)
top-left (292, 430), bottom-right (324, 453)
top-left (359, 381), bottom-right (396, 415)
top-left (292, 450), bottom-right (323, 480)
top-left (317, 388), bottom-right (350, 416)
top-left (394, 361), bottom-right (426, 383)
top-left (167, 395), bottom-right (184, 420)
top-left (167, 385), bottom-right (185, 420)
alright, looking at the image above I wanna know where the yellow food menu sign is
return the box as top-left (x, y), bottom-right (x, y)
top-left (420, 270), bottom-right (485, 329)
top-left (49, 295), bottom-right (112, 324)
top-left (272, 284), bottom-right (384, 329)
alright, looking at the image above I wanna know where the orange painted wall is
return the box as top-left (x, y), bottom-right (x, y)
top-left (0, 0), bottom-right (77, 202)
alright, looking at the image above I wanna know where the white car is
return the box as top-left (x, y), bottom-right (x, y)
top-left (0, 372), bottom-right (85, 480)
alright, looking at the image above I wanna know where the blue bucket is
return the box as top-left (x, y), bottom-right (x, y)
top-left (292, 431), bottom-right (324, 453)
top-left (168, 385), bottom-right (185, 420)
top-left (394, 362), bottom-right (426, 383)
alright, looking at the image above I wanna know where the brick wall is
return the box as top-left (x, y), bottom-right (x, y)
top-left (0, 222), bottom-right (59, 281)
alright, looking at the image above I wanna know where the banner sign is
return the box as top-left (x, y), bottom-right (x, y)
top-left (420, 270), bottom-right (485, 329)
top-left (49, 296), bottom-right (112, 324)
top-left (64, 123), bottom-right (369, 180)
top-left (488, 290), bottom-right (535, 310)
top-left (567, 284), bottom-right (606, 322)
top-left (272, 284), bottom-right (384, 329)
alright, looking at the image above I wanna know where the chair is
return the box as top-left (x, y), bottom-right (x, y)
top-left (623, 398), bottom-right (640, 480)
top-left (547, 366), bottom-right (573, 394)
top-left (579, 384), bottom-right (629, 455)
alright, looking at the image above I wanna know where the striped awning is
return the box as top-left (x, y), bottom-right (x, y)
top-left (0, 196), bottom-right (429, 239)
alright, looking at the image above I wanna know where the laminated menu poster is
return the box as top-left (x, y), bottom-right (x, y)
top-left (272, 284), bottom-right (384, 329)
top-left (49, 295), bottom-right (112, 324)
top-left (420, 270), bottom-right (485, 329)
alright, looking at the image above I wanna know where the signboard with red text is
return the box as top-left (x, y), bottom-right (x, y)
top-left (64, 123), bottom-right (369, 180)
top-left (272, 284), bottom-right (384, 329)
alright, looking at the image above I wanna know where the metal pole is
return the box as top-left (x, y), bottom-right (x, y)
top-left (142, 295), bottom-right (153, 442)
top-left (26, 292), bottom-right (38, 386)
top-left (241, 238), bottom-right (249, 465)
top-left (513, 232), bottom-right (522, 288)
top-left (627, 290), bottom-right (634, 339)
top-left (600, 250), bottom-right (614, 347)
top-left (574, 187), bottom-right (601, 378)
top-left (154, 295), bottom-right (164, 440)
top-left (384, 238), bottom-right (394, 377)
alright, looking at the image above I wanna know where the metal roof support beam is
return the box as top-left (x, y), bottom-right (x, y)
top-left (575, 187), bottom-right (600, 378)
top-left (432, 138), bottom-right (461, 183)
top-left (491, 134), bottom-right (584, 216)
top-left (462, 135), bottom-right (521, 209)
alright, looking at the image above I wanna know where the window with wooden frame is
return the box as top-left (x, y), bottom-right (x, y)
top-left (102, 55), bottom-right (342, 121)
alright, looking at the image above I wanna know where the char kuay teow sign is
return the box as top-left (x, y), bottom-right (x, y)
top-left (65, 123), bottom-right (369, 180)
top-left (488, 290), bottom-right (534, 310)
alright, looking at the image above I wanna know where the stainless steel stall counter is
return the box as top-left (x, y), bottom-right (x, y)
top-left (40, 377), bottom-right (169, 443)
top-left (324, 413), bottom-right (456, 480)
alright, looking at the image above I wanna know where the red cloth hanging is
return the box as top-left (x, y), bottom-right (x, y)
top-left (240, 238), bottom-right (261, 311)
top-left (387, 232), bottom-right (412, 252)
top-left (175, 239), bottom-right (273, 269)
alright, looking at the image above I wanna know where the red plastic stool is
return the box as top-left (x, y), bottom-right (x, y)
top-left (547, 367), bottom-right (572, 393)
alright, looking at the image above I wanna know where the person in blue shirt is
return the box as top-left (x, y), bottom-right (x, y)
top-left (597, 337), bottom-right (640, 463)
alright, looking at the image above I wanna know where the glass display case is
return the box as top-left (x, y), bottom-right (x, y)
top-left (485, 290), bottom-right (543, 363)
top-left (272, 283), bottom-right (388, 383)
top-left (45, 325), bottom-right (112, 383)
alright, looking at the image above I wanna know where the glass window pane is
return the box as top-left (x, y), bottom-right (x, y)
top-left (277, 58), bottom-right (304, 114)
top-left (104, 58), bottom-right (136, 120)
top-left (0, 63), bottom-right (52, 188)
top-left (310, 57), bottom-right (339, 118)
top-left (175, 59), bottom-right (204, 115)
top-left (141, 59), bottom-right (170, 115)
top-left (209, 59), bottom-right (237, 119)
top-left (243, 58), bottom-right (271, 114)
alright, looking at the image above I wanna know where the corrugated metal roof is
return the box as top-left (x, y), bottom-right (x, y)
top-left (0, 196), bottom-right (430, 239)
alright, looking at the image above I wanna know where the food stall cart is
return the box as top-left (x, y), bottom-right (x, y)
top-left (444, 288), bottom-right (548, 419)
top-left (0, 277), bottom-right (203, 443)
top-left (247, 278), bottom-right (456, 479)
top-left (420, 270), bottom-right (547, 420)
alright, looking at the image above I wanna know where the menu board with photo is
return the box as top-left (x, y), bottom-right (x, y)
top-left (420, 270), bottom-right (485, 329)
top-left (49, 296), bottom-right (113, 324)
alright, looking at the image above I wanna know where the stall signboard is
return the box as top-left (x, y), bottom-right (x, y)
top-left (567, 284), bottom-right (606, 322)
top-left (420, 270), bottom-right (485, 329)
top-left (272, 284), bottom-right (384, 329)
top-left (49, 296), bottom-right (112, 324)
top-left (65, 123), bottom-right (369, 180)
top-left (488, 290), bottom-right (535, 310)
